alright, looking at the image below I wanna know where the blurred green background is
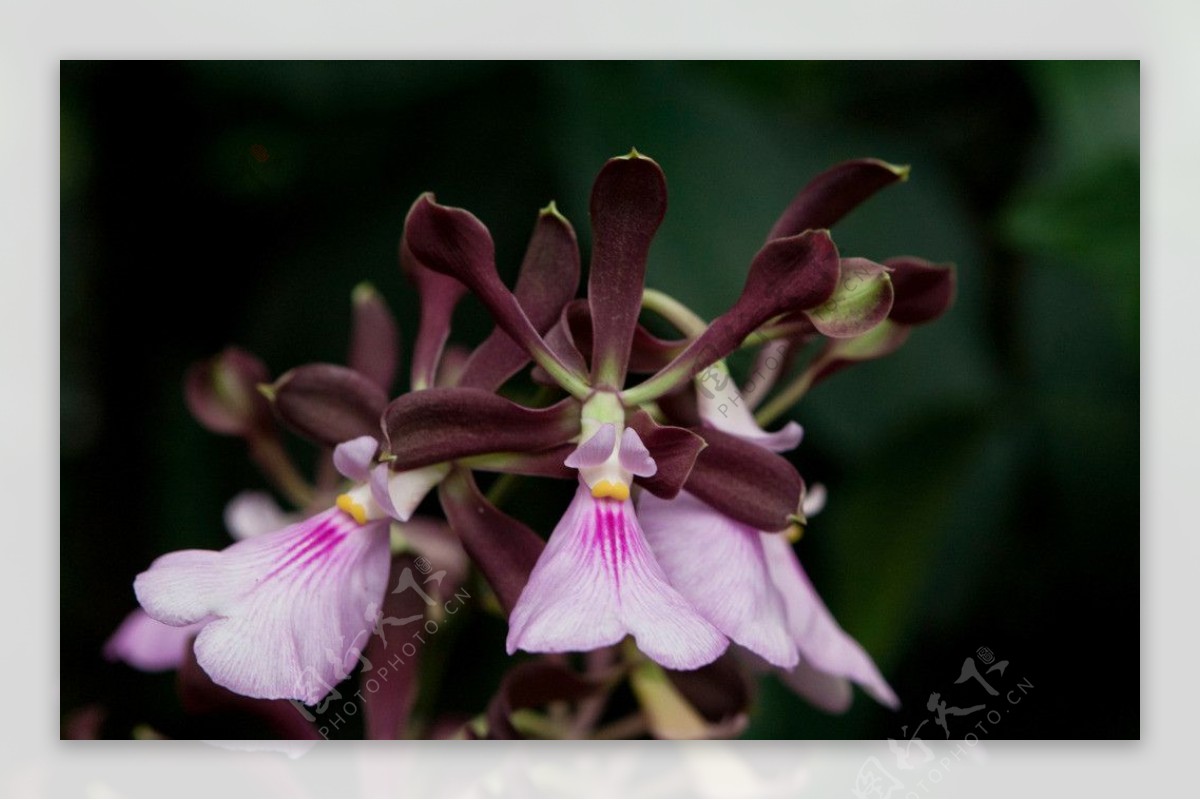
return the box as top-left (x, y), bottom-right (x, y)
top-left (60, 61), bottom-right (1138, 739)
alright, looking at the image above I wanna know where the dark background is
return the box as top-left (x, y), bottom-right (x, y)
top-left (60, 61), bottom-right (1139, 739)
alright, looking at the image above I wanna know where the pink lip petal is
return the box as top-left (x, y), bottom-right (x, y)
top-left (103, 609), bottom-right (208, 672)
top-left (507, 483), bottom-right (727, 671)
top-left (135, 507), bottom-right (391, 705)
top-left (639, 490), bottom-right (798, 669)
top-left (760, 532), bottom-right (899, 710)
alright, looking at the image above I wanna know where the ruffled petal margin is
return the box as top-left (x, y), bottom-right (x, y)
top-left (507, 484), bottom-right (727, 670)
top-left (135, 508), bottom-right (391, 705)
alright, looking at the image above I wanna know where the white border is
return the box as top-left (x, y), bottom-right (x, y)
top-left (5, 0), bottom-right (1195, 795)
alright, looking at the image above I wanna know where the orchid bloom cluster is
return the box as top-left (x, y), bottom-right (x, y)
top-left (115, 152), bottom-right (954, 739)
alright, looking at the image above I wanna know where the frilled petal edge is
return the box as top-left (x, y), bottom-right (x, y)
top-left (134, 508), bottom-right (391, 705)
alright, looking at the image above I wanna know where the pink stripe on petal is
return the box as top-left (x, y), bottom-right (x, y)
top-left (267, 519), bottom-right (340, 576)
top-left (506, 487), bottom-right (625, 655)
top-left (760, 533), bottom-right (899, 709)
top-left (564, 424), bottom-right (617, 469)
top-left (135, 507), bottom-right (391, 705)
top-left (639, 491), bottom-right (798, 669)
top-left (507, 484), bottom-right (727, 670)
top-left (618, 427), bottom-right (657, 477)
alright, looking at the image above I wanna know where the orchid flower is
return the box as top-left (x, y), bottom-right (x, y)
top-left (638, 364), bottom-right (898, 711)
top-left (125, 151), bottom-right (953, 736)
top-left (629, 171), bottom-right (954, 711)
top-left (504, 396), bottom-right (727, 670)
top-left (132, 430), bottom-right (468, 707)
top-left (389, 150), bottom-right (873, 671)
top-left (106, 491), bottom-right (294, 672)
top-left (130, 286), bottom-right (453, 705)
top-left (134, 437), bottom-right (398, 704)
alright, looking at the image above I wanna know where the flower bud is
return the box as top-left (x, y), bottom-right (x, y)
top-left (183, 347), bottom-right (273, 437)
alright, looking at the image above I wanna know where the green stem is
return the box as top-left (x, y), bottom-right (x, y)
top-left (247, 434), bottom-right (313, 508)
top-left (641, 288), bottom-right (708, 338)
top-left (591, 713), bottom-right (649, 740)
top-left (610, 290), bottom-right (709, 406)
top-left (508, 709), bottom-right (569, 739)
top-left (741, 319), bottom-right (811, 347)
top-left (635, 400), bottom-right (666, 424)
top-left (531, 348), bottom-right (592, 400)
top-left (754, 366), bottom-right (817, 427)
top-left (484, 471), bottom-right (523, 508)
top-left (620, 360), bottom-right (698, 407)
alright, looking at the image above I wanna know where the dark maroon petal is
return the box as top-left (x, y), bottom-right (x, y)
top-left (362, 555), bottom-right (426, 740)
top-left (885, 256), bottom-right (957, 326)
top-left (434, 344), bottom-right (472, 388)
top-left (438, 467), bottom-right (544, 616)
top-left (767, 158), bottom-right (909, 241)
top-left (703, 230), bottom-right (841, 351)
top-left (626, 411), bottom-right (706, 500)
top-left (177, 642), bottom-right (321, 739)
top-left (457, 204), bottom-right (581, 391)
top-left (587, 152), bottom-right (668, 388)
top-left (655, 384), bottom-right (701, 427)
top-left (667, 651), bottom-right (753, 727)
top-left (404, 194), bottom-right (588, 394)
top-left (684, 427), bottom-right (804, 531)
top-left (267, 363), bottom-right (387, 447)
top-left (625, 231), bottom-right (839, 404)
top-left (485, 660), bottom-right (600, 739)
top-left (401, 230), bottom-right (467, 391)
top-left (184, 347), bottom-right (273, 437)
top-left (538, 300), bottom-right (590, 379)
top-left (383, 388), bottom-right (580, 470)
top-left (459, 445), bottom-right (576, 481)
top-left (805, 257), bottom-right (895, 338)
top-left (630, 325), bottom-right (686, 374)
top-left (532, 300), bottom-right (682, 382)
top-left (349, 282), bottom-right (401, 393)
